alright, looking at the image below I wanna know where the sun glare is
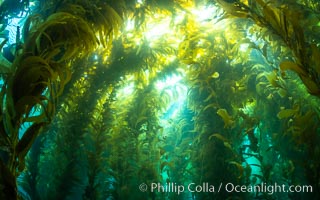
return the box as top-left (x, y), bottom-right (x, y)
top-left (116, 75), bottom-right (136, 99)
top-left (125, 19), bottom-right (135, 32)
top-left (145, 16), bottom-right (172, 41)
top-left (155, 74), bottom-right (182, 91)
top-left (191, 5), bottom-right (216, 22)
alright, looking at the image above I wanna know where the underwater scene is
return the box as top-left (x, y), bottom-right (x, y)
top-left (0, 0), bottom-right (320, 199)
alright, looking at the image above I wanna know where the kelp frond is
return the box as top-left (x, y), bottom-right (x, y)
top-left (216, 0), bottom-right (320, 96)
top-left (24, 12), bottom-right (98, 61)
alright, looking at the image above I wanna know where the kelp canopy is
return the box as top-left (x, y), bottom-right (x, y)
top-left (0, 0), bottom-right (319, 199)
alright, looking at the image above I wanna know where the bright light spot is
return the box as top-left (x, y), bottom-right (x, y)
top-left (18, 106), bottom-right (42, 139)
top-left (135, 0), bottom-right (144, 8)
top-left (116, 75), bottom-right (135, 99)
top-left (155, 74), bottom-right (182, 91)
top-left (125, 19), bottom-right (135, 31)
top-left (191, 5), bottom-right (216, 22)
top-left (137, 0), bottom-right (144, 4)
top-left (29, 1), bottom-right (36, 7)
top-left (173, 11), bottom-right (186, 24)
top-left (239, 43), bottom-right (250, 52)
top-left (145, 17), bottom-right (171, 41)
top-left (123, 83), bottom-right (135, 95)
top-left (5, 16), bottom-right (27, 45)
top-left (117, 82), bottom-right (135, 98)
top-left (144, 69), bottom-right (150, 79)
top-left (155, 72), bottom-right (188, 121)
top-left (165, 55), bottom-right (176, 64)
top-left (240, 99), bottom-right (256, 116)
top-left (164, 99), bottom-right (184, 119)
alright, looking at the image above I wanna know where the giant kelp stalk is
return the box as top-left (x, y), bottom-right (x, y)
top-left (0, 0), bottom-right (125, 198)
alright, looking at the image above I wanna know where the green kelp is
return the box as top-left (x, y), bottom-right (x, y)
top-left (0, 0), bottom-right (319, 200)
top-left (0, 0), bottom-right (125, 199)
top-left (217, 0), bottom-right (320, 96)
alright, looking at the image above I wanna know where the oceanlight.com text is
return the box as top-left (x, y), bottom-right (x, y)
top-left (139, 182), bottom-right (313, 195)
top-left (225, 182), bottom-right (313, 195)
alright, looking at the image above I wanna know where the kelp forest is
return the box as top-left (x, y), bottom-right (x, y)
top-left (0, 0), bottom-right (320, 199)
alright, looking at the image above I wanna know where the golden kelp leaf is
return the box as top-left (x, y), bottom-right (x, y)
top-left (216, 0), bottom-right (250, 18)
top-left (277, 105), bottom-right (299, 119)
top-left (310, 44), bottom-right (320, 74)
top-left (24, 114), bottom-right (46, 123)
top-left (16, 122), bottom-right (47, 162)
top-left (279, 61), bottom-right (307, 77)
top-left (223, 141), bottom-right (233, 151)
top-left (36, 31), bottom-right (54, 54)
top-left (0, 39), bottom-right (12, 74)
top-left (0, 55), bottom-right (11, 74)
top-left (209, 133), bottom-right (228, 142)
top-left (177, 40), bottom-right (189, 59)
top-left (204, 92), bottom-right (216, 102)
top-left (277, 88), bottom-right (287, 98)
top-left (160, 161), bottom-right (174, 171)
top-left (257, 71), bottom-right (276, 86)
top-left (211, 72), bottom-right (220, 79)
top-left (251, 64), bottom-right (266, 71)
top-left (295, 110), bottom-right (315, 127)
top-left (300, 75), bottom-right (320, 96)
top-left (22, 14), bottom-right (42, 41)
top-left (25, 56), bottom-right (56, 78)
top-left (203, 103), bottom-right (218, 111)
top-left (14, 95), bottom-right (48, 119)
top-left (0, 38), bottom-right (7, 50)
top-left (50, 62), bottom-right (72, 97)
top-left (256, 0), bottom-right (282, 34)
top-left (228, 161), bottom-right (244, 179)
top-left (12, 56), bottom-right (56, 101)
top-left (27, 12), bottom-right (98, 61)
top-left (216, 108), bottom-right (235, 128)
top-left (92, 4), bottom-right (122, 48)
